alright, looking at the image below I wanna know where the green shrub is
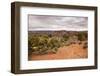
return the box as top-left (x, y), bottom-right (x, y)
top-left (63, 34), bottom-right (69, 41)
top-left (28, 33), bottom-right (70, 55)
top-left (77, 32), bottom-right (87, 41)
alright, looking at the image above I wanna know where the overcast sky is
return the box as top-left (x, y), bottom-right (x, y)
top-left (28, 15), bottom-right (88, 31)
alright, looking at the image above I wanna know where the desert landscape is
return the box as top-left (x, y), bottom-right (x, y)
top-left (28, 31), bottom-right (88, 60)
top-left (28, 15), bottom-right (88, 60)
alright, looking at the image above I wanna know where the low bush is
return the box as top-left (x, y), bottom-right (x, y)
top-left (28, 34), bottom-right (69, 55)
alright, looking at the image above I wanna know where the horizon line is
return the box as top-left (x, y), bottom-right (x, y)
top-left (28, 29), bottom-right (88, 31)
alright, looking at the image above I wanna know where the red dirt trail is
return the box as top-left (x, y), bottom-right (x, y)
top-left (29, 44), bottom-right (88, 60)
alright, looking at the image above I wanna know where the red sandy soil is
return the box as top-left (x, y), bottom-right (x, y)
top-left (28, 43), bottom-right (88, 60)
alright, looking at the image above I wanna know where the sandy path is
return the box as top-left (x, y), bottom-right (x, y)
top-left (29, 44), bottom-right (88, 60)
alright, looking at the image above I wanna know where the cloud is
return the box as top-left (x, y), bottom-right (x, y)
top-left (28, 15), bottom-right (88, 31)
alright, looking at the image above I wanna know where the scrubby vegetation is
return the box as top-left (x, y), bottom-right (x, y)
top-left (28, 34), bottom-right (69, 55)
top-left (28, 31), bottom-right (88, 55)
top-left (77, 32), bottom-right (87, 41)
top-left (83, 41), bottom-right (88, 49)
